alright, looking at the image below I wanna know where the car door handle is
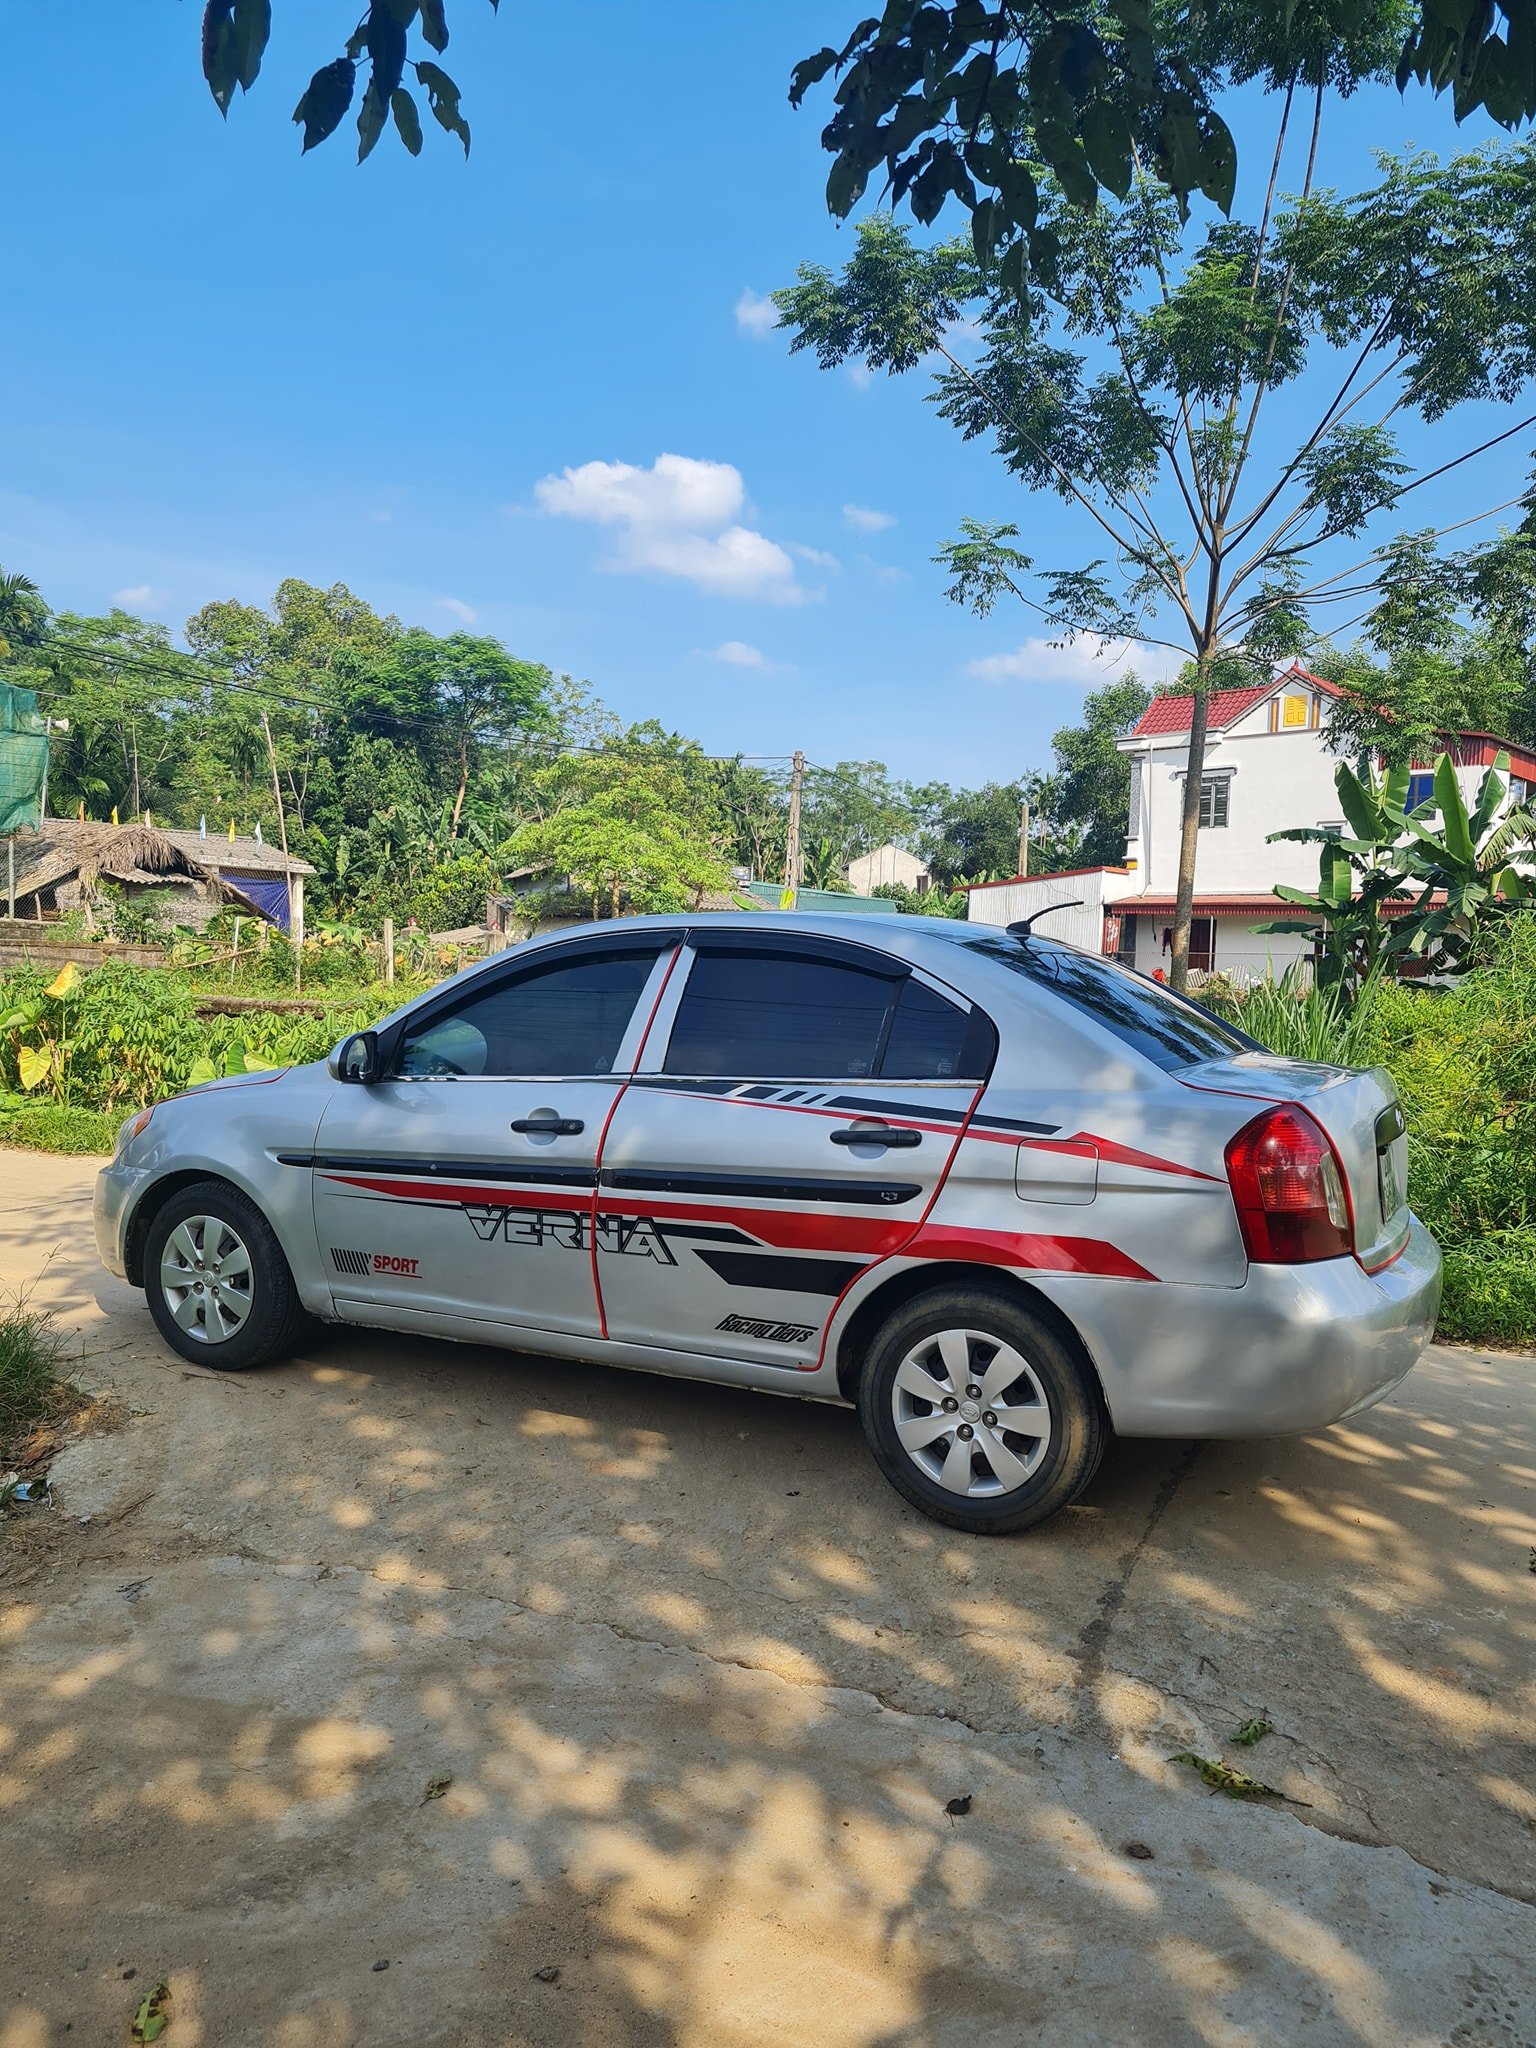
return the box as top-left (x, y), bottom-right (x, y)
top-left (828, 1123), bottom-right (921, 1148)
top-left (510, 1115), bottom-right (585, 1135)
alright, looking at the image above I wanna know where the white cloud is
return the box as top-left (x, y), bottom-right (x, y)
top-left (535, 453), bottom-right (803, 604)
top-left (710, 640), bottom-right (770, 669)
top-left (435, 596), bottom-right (478, 624)
top-left (791, 543), bottom-right (841, 571)
top-left (846, 363), bottom-right (874, 393)
top-left (112, 584), bottom-right (159, 608)
top-left (844, 503), bottom-right (896, 532)
top-left (966, 634), bottom-right (1151, 686)
top-left (735, 288), bottom-right (778, 339)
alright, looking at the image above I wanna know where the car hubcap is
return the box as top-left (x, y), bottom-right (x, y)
top-left (891, 1328), bottom-right (1052, 1498)
top-left (159, 1215), bottom-right (254, 1344)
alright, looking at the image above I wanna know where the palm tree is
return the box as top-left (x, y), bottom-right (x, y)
top-left (0, 569), bottom-right (44, 662)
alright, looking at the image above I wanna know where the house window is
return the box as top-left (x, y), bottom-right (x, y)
top-left (1406, 771), bottom-right (1436, 812)
top-left (1198, 775), bottom-right (1230, 829)
top-left (1189, 916), bottom-right (1216, 974)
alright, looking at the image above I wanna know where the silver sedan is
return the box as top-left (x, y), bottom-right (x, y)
top-left (95, 913), bottom-right (1441, 1534)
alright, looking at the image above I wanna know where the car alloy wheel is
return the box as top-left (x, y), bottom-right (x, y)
top-left (890, 1327), bottom-right (1053, 1498)
top-left (157, 1213), bottom-right (255, 1344)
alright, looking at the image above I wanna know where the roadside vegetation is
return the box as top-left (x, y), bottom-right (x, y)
top-left (0, 1290), bottom-right (73, 1470)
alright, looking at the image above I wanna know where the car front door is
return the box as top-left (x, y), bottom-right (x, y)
top-left (311, 935), bottom-right (678, 1338)
top-left (592, 932), bottom-right (994, 1369)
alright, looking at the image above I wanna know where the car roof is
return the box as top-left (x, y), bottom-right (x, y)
top-left (520, 909), bottom-right (997, 952)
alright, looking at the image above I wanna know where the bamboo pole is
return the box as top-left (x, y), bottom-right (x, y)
top-left (259, 712), bottom-right (300, 994)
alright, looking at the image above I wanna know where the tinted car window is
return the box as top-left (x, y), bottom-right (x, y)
top-left (968, 937), bottom-right (1260, 1073)
top-left (882, 976), bottom-right (991, 1080)
top-left (398, 948), bottom-right (662, 1078)
top-left (665, 950), bottom-right (895, 1078)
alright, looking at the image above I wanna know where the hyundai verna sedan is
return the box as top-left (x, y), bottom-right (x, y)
top-left (94, 913), bottom-right (1441, 1534)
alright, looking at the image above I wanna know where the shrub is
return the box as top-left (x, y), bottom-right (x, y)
top-left (0, 1101), bottom-right (120, 1154)
top-left (0, 1294), bottom-right (71, 1454)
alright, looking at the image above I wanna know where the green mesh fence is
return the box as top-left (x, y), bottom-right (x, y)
top-left (0, 682), bottom-right (46, 832)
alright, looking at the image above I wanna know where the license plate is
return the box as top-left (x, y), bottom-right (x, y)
top-left (1378, 1141), bottom-right (1405, 1221)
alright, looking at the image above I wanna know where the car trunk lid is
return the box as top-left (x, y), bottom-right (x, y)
top-left (1179, 1055), bottom-right (1411, 1271)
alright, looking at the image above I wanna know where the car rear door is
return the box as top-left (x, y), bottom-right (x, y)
top-left (592, 930), bottom-right (993, 1369)
top-left (311, 935), bottom-right (678, 1337)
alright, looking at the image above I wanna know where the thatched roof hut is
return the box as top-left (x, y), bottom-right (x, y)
top-left (5, 820), bottom-right (303, 930)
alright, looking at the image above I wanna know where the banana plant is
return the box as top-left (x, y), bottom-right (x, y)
top-left (1258, 758), bottom-right (1416, 991)
top-left (1389, 752), bottom-right (1536, 972)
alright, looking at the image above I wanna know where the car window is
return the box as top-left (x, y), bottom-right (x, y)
top-left (966, 936), bottom-right (1261, 1073)
top-left (882, 976), bottom-right (992, 1080)
top-left (398, 947), bottom-right (665, 1079)
top-left (665, 948), bottom-right (897, 1078)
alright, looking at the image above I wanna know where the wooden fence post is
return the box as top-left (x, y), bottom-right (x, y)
top-left (229, 916), bottom-right (242, 982)
top-left (383, 915), bottom-right (395, 986)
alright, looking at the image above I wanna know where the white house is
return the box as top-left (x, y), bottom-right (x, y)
top-left (848, 842), bottom-right (930, 895)
top-left (967, 662), bottom-right (1536, 979)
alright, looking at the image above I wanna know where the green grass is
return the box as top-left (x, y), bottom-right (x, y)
top-left (0, 1295), bottom-right (71, 1454)
top-left (0, 1103), bottom-right (119, 1155)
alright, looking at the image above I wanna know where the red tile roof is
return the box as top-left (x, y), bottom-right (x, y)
top-left (1130, 664), bottom-right (1344, 739)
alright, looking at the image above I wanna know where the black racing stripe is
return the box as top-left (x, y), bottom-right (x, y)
top-left (825, 1094), bottom-right (966, 1123)
top-left (656, 1222), bottom-right (760, 1246)
top-left (694, 1250), bottom-right (864, 1297)
top-left (289, 1153), bottom-right (594, 1188)
top-left (601, 1168), bottom-right (920, 1207)
top-left (969, 1112), bottom-right (1060, 1135)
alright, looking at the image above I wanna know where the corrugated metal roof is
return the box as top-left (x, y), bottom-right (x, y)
top-left (160, 829), bottom-right (315, 876)
top-left (964, 864), bottom-right (1130, 892)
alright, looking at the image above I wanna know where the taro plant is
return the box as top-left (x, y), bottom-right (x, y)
top-left (0, 963), bottom-right (81, 1100)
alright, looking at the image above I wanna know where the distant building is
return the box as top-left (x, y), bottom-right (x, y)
top-left (966, 662), bottom-right (1536, 979)
top-left (9, 821), bottom-right (314, 937)
top-left (848, 843), bottom-right (930, 895)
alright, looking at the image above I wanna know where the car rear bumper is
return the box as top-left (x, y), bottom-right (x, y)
top-left (1031, 1214), bottom-right (1442, 1438)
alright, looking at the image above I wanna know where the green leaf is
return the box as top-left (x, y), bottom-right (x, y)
top-left (1470, 752), bottom-right (1510, 841)
top-left (366, 2), bottom-right (410, 101)
top-left (1334, 760), bottom-right (1381, 846)
top-left (188, 1056), bottom-right (217, 1088)
top-left (1233, 1717), bottom-right (1272, 1747)
top-left (420, 0), bottom-right (449, 52)
top-left (392, 87), bottom-right (424, 155)
top-left (1434, 754), bottom-right (1475, 865)
top-left (293, 58), bottom-right (356, 152)
top-left (131, 1982), bottom-right (171, 2044)
top-left (232, 0), bottom-right (272, 89)
top-left (202, 2), bottom-right (239, 115)
top-left (357, 78), bottom-right (388, 163)
top-left (1168, 1751), bottom-right (1283, 1799)
top-left (416, 59), bottom-right (470, 153)
top-left (789, 46), bottom-right (840, 107)
top-left (826, 152), bottom-right (869, 220)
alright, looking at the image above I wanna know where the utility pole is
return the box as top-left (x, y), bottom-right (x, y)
top-left (259, 711), bottom-right (301, 994)
top-left (784, 749), bottom-right (805, 901)
top-left (1017, 800), bottom-right (1030, 879)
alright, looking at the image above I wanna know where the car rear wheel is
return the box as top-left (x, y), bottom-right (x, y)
top-left (857, 1285), bottom-right (1107, 1534)
top-left (144, 1180), bottom-right (311, 1372)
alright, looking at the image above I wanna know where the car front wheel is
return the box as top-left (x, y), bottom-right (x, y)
top-left (858, 1285), bottom-right (1107, 1535)
top-left (143, 1180), bottom-right (311, 1372)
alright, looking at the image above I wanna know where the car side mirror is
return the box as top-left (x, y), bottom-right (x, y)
top-left (332, 1030), bottom-right (380, 1085)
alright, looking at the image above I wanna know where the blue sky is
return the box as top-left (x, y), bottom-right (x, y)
top-left (0, 4), bottom-right (1518, 785)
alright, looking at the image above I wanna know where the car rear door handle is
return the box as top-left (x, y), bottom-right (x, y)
top-left (510, 1115), bottom-right (585, 1135)
top-left (829, 1123), bottom-right (921, 1148)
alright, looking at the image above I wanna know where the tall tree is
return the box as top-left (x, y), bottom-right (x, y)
top-left (777, 84), bottom-right (1536, 984)
top-left (915, 778), bottom-right (1028, 883)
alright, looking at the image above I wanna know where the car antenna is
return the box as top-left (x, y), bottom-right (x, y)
top-left (1005, 899), bottom-right (1084, 941)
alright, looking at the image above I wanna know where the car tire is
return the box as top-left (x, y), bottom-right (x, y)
top-left (857, 1284), bottom-right (1107, 1535)
top-left (144, 1179), bottom-right (312, 1372)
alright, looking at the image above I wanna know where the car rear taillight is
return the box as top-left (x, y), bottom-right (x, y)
top-left (1225, 1105), bottom-right (1354, 1264)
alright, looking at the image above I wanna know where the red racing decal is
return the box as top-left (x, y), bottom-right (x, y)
top-left (903, 1222), bottom-right (1156, 1281)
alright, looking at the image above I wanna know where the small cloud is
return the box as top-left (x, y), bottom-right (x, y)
top-left (735, 288), bottom-right (779, 339)
top-left (846, 363), bottom-right (875, 393)
top-left (857, 555), bottom-right (907, 586)
top-left (535, 452), bottom-right (803, 604)
top-left (967, 634), bottom-right (1151, 685)
top-left (791, 543), bottom-right (841, 571)
top-left (112, 585), bottom-right (159, 608)
top-left (435, 597), bottom-right (478, 624)
top-left (844, 503), bottom-right (896, 532)
top-left (711, 640), bottom-right (770, 669)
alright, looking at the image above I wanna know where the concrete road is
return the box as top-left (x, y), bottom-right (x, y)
top-left (2, 1150), bottom-right (1533, 2048)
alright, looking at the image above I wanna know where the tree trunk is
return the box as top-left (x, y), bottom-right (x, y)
top-left (1169, 675), bottom-right (1211, 994)
top-left (450, 742), bottom-right (468, 839)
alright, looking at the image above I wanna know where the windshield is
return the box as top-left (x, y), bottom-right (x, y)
top-left (965, 936), bottom-right (1263, 1073)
